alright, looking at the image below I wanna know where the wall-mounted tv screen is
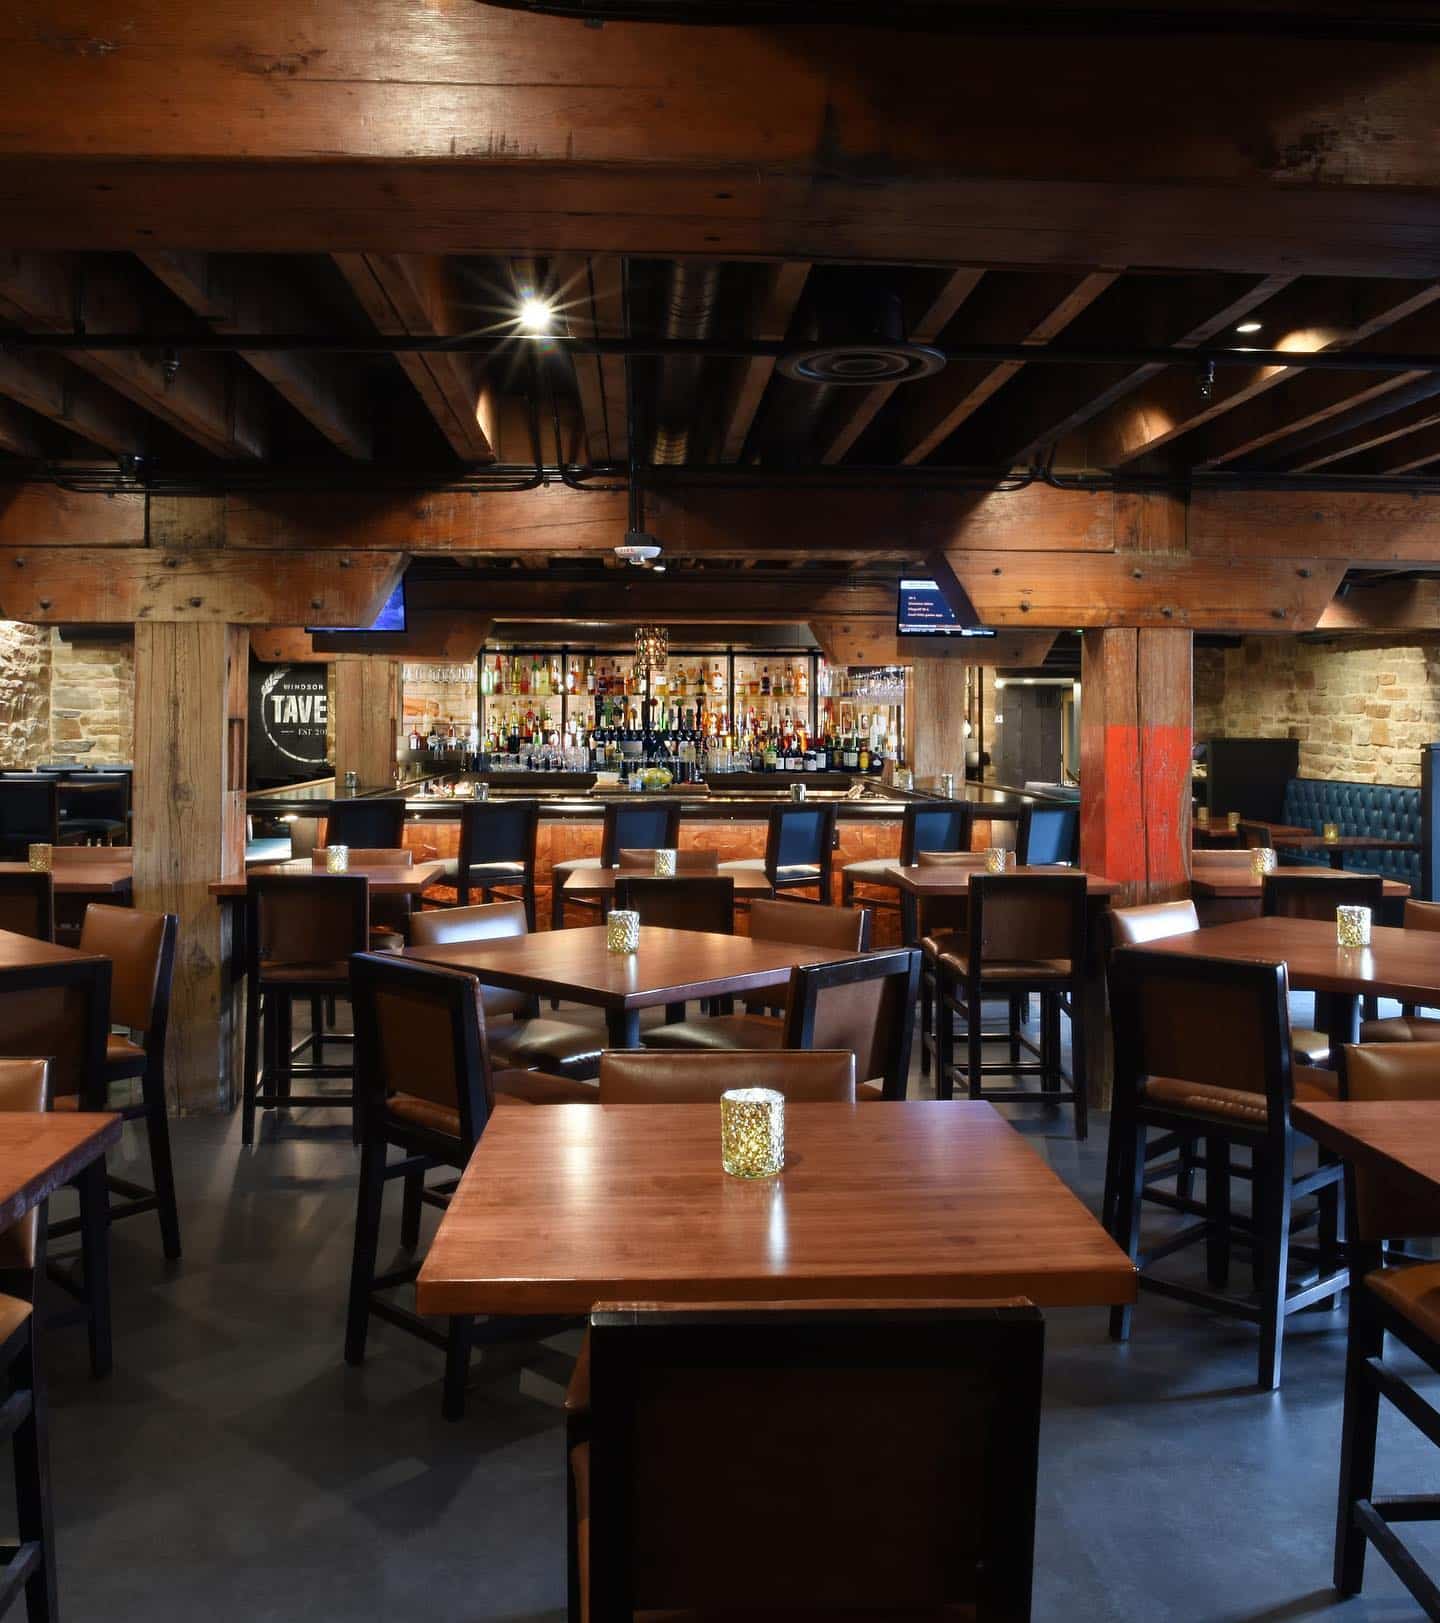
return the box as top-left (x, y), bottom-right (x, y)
top-left (897, 578), bottom-right (996, 638)
top-left (307, 579), bottom-right (407, 636)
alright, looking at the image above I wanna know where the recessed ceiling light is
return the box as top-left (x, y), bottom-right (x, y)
top-left (517, 296), bottom-right (555, 335)
top-left (1235, 321), bottom-right (1263, 334)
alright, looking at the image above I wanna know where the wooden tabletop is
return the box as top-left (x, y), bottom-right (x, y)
top-left (402, 924), bottom-right (859, 1010)
top-left (1270, 834), bottom-right (1419, 852)
top-left (885, 863), bottom-right (1122, 897)
top-left (0, 1111), bottom-right (121, 1231)
top-left (564, 866), bottom-right (773, 897)
top-left (1136, 915), bottom-right (1440, 1003)
top-left (0, 928), bottom-right (107, 972)
top-left (0, 860), bottom-right (131, 895)
top-left (209, 858), bottom-right (446, 898)
top-left (415, 1100), bottom-right (1138, 1317)
top-left (1190, 869), bottom-right (1411, 900)
top-left (1292, 1101), bottom-right (1440, 1204)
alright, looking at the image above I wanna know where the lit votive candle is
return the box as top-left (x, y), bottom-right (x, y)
top-left (984, 846), bottom-right (1007, 873)
top-left (325, 845), bottom-right (350, 873)
top-left (1196, 805), bottom-right (1210, 826)
top-left (26, 843), bottom-right (51, 873)
top-left (790, 781), bottom-right (807, 802)
top-left (1250, 847), bottom-right (1277, 878)
top-left (1337, 905), bottom-right (1372, 948)
top-left (721, 1088), bottom-right (785, 1179)
top-left (606, 909), bottom-right (640, 955)
top-left (939, 772), bottom-right (956, 799)
top-left (1323, 822), bottom-right (1341, 845)
top-left (476, 782), bottom-right (490, 801)
top-left (653, 848), bottom-right (677, 877)
top-left (1226, 811), bottom-right (1241, 831)
top-left (895, 767), bottom-right (914, 792)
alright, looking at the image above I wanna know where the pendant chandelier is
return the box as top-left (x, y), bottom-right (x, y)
top-left (634, 624), bottom-right (669, 675)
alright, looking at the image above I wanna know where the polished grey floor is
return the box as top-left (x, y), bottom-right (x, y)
top-left (26, 998), bottom-right (1440, 1621)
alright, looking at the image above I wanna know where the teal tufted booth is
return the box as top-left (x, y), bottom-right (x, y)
top-left (1280, 777), bottom-right (1421, 887)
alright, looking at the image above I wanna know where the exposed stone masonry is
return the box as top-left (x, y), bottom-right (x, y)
top-left (0, 622), bottom-right (134, 766)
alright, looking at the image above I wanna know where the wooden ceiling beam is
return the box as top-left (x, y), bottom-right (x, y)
top-left (0, 400), bottom-right (40, 460)
top-left (254, 612), bottom-right (494, 661)
top-left (0, 348), bottom-right (146, 455)
top-left (889, 272), bottom-right (1118, 466)
top-left (552, 254), bottom-right (628, 467)
top-left (809, 618), bottom-right (1056, 668)
top-left (0, 252), bottom-right (266, 459)
top-left (407, 575), bottom-right (892, 622)
top-left (8, 10), bottom-right (1440, 277)
top-left (1276, 388), bottom-right (1440, 472)
top-left (717, 262), bottom-right (812, 464)
top-left (138, 252), bottom-right (373, 460)
top-left (1316, 579), bottom-right (1440, 631)
top-left (332, 254), bottom-right (495, 462)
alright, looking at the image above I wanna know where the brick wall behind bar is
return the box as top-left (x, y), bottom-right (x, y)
top-left (1195, 637), bottom-right (1440, 787)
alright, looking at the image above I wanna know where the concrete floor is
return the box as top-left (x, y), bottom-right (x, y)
top-left (24, 997), bottom-right (1440, 1621)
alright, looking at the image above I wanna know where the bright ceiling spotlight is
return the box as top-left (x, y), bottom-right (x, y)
top-left (1235, 321), bottom-right (1263, 334)
top-left (517, 296), bottom-right (555, 335)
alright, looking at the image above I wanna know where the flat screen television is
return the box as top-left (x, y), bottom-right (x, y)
top-left (896, 577), bottom-right (996, 638)
top-left (307, 578), bottom-right (407, 636)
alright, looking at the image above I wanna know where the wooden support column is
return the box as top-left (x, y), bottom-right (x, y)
top-left (909, 658), bottom-right (968, 790)
top-left (132, 622), bottom-right (247, 1112)
top-left (333, 655), bottom-right (399, 788)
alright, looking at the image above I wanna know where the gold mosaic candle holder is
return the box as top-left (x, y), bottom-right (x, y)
top-left (1226, 811), bottom-right (1241, 831)
top-left (653, 848), bottom-right (677, 877)
top-left (26, 843), bottom-right (51, 873)
top-left (1323, 822), bottom-right (1341, 844)
top-left (894, 768), bottom-right (914, 792)
top-left (790, 782), bottom-right (807, 802)
top-left (476, 782), bottom-right (490, 801)
top-left (606, 909), bottom-right (640, 955)
top-left (984, 846), bottom-right (1008, 873)
top-left (1195, 805), bottom-right (1210, 826)
top-left (1250, 847), bottom-right (1277, 878)
top-left (325, 845), bottom-right (350, 873)
top-left (939, 772), bottom-right (956, 799)
top-left (720, 1087), bottom-right (785, 1179)
top-left (1337, 905), bottom-right (1372, 948)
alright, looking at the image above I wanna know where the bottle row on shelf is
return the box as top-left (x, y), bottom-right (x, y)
top-left (477, 654), bottom-right (815, 702)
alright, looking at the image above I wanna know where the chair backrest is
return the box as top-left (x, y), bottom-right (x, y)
top-left (1237, 820), bottom-right (1272, 850)
top-left (1405, 899), bottom-right (1440, 933)
top-left (310, 847), bottom-right (412, 868)
top-left (0, 779), bottom-right (58, 860)
top-left (349, 952), bottom-right (493, 1147)
top-left (0, 1059), bottom-right (50, 1279)
top-left (598, 1049), bottom-right (856, 1103)
top-left (1261, 871), bottom-right (1384, 920)
top-left (0, 872), bottom-right (54, 942)
top-left (967, 873), bottom-right (1088, 971)
top-left (600, 801), bottom-right (682, 867)
top-left (900, 802), bottom-right (973, 864)
top-left (613, 876), bottom-right (734, 934)
top-left (407, 900), bottom-right (531, 1017)
top-left (1109, 948), bottom-right (1292, 1117)
top-left (747, 896), bottom-right (871, 952)
top-left (617, 847), bottom-right (718, 872)
top-left (1017, 804), bottom-right (1078, 866)
top-left (458, 798), bottom-right (539, 872)
top-left (782, 948), bottom-right (920, 1098)
top-left (1110, 899), bottom-right (1200, 949)
top-left (1339, 1043), bottom-right (1440, 1244)
top-left (765, 804), bottom-right (837, 882)
top-left (0, 957), bottom-right (111, 1108)
top-left (915, 849), bottom-right (986, 868)
top-left (59, 774), bottom-right (130, 824)
top-left (324, 797), bottom-right (407, 850)
top-left (247, 875), bottom-right (370, 971)
top-left (78, 904), bottom-right (176, 1037)
top-left (583, 1299), bottom-right (1043, 1620)
top-left (1190, 847), bottom-right (1254, 871)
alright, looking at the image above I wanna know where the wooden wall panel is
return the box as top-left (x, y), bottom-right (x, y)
top-left (910, 658), bottom-right (968, 788)
top-left (333, 655), bottom-right (400, 789)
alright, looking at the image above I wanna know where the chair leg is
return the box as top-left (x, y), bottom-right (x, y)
top-left (1334, 1285), bottom-right (1385, 1595)
top-left (919, 966), bottom-right (932, 1080)
top-left (1068, 990), bottom-right (1088, 1141)
top-left (1009, 994), bottom-right (1024, 1066)
top-left (1254, 1149), bottom-right (1294, 1392)
top-left (10, 1326), bottom-right (56, 1623)
top-left (400, 1166), bottom-right (424, 1251)
top-left (935, 982), bottom-right (955, 1102)
top-left (77, 1161), bottom-right (112, 1380)
top-left (966, 991), bottom-right (984, 1104)
top-left (443, 1316), bottom-right (474, 1421)
top-left (1317, 1150), bottom-right (1342, 1300)
top-left (1109, 1122), bottom-right (1145, 1344)
top-left (1205, 1135), bottom-right (1231, 1289)
top-left (242, 981), bottom-right (262, 1147)
top-left (1176, 1136), bottom-right (1197, 1204)
top-left (141, 1062), bottom-right (182, 1261)
top-left (276, 994), bottom-right (294, 1103)
top-left (344, 1136), bottom-right (387, 1366)
top-left (522, 879), bottom-right (537, 933)
top-left (310, 993), bottom-right (324, 1069)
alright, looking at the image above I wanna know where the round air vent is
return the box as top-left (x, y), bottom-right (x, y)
top-left (777, 341), bottom-right (945, 385)
top-left (777, 282), bottom-right (946, 386)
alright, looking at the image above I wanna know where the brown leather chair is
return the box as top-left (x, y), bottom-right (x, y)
top-left (566, 1298), bottom-right (1044, 1623)
top-left (934, 873), bottom-right (1090, 1137)
top-left (1360, 898), bottom-right (1440, 1043)
top-left (312, 846), bottom-right (411, 949)
top-left (1237, 820), bottom-right (1273, 850)
top-left (346, 953), bottom-right (591, 1418)
top-left (552, 800), bottom-right (682, 930)
top-left (438, 798), bottom-right (541, 924)
top-left (640, 898), bottom-right (869, 1052)
top-left (70, 904), bottom-right (181, 1259)
top-left (0, 873), bottom-right (53, 943)
top-left (242, 874), bottom-right (371, 1147)
top-left (616, 847), bottom-right (718, 872)
top-left (1190, 847), bottom-right (1255, 872)
top-left (719, 802), bottom-right (838, 903)
top-left (913, 849), bottom-right (990, 1081)
top-left (1107, 948), bottom-right (1346, 1389)
top-left (612, 875), bottom-right (734, 935)
top-left (409, 901), bottom-right (604, 1079)
top-left (0, 1059), bottom-right (56, 1623)
top-left (1332, 1041), bottom-right (1440, 1612)
top-left (1262, 870), bottom-right (1384, 920)
top-left (598, 1048), bottom-right (855, 1103)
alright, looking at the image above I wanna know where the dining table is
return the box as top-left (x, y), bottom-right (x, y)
top-left (1268, 833), bottom-right (1420, 871)
top-left (1135, 914), bottom-right (1440, 1051)
top-left (415, 1099), bottom-right (1138, 1318)
top-left (1189, 867), bottom-right (1410, 926)
top-left (563, 866), bottom-right (774, 901)
top-left (0, 857), bottom-right (132, 896)
top-left (1292, 1099), bottom-right (1440, 1213)
top-left (403, 923), bottom-right (867, 1047)
top-left (883, 863), bottom-right (1123, 949)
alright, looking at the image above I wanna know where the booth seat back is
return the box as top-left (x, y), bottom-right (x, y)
top-left (1280, 776), bottom-right (1421, 886)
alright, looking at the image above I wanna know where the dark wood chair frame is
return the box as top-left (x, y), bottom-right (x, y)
top-left (57, 773), bottom-right (130, 847)
top-left (0, 783), bottom-right (58, 865)
top-left (755, 802), bottom-right (838, 903)
top-left (933, 873), bottom-right (1090, 1138)
top-left (570, 1301), bottom-right (1045, 1623)
top-left (840, 800), bottom-right (974, 912)
top-left (242, 875), bottom-right (370, 1147)
top-left (550, 800), bottom-right (683, 932)
top-left (1016, 803), bottom-right (1079, 866)
top-left (1263, 870), bottom-right (1387, 1031)
top-left (782, 948), bottom-right (920, 1101)
top-left (0, 875), bottom-right (54, 944)
top-left (614, 875), bottom-right (736, 1022)
top-left (1107, 948), bottom-right (1347, 1390)
top-left (454, 797), bottom-right (540, 924)
top-left (345, 953), bottom-right (571, 1420)
top-left (323, 796), bottom-right (408, 851)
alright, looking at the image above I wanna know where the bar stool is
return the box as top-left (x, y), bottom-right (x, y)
top-left (840, 800), bottom-right (974, 914)
top-left (324, 797), bottom-right (407, 850)
top-left (612, 876), bottom-right (734, 935)
top-left (440, 799), bottom-right (540, 926)
top-left (719, 802), bottom-right (837, 903)
top-left (1016, 803), bottom-right (1079, 865)
top-left (1359, 898), bottom-right (1440, 1042)
top-left (1264, 871), bottom-right (1385, 1039)
top-left (599, 1048), bottom-right (855, 1103)
top-left (911, 849), bottom-right (986, 1081)
top-left (616, 848), bottom-right (718, 872)
top-left (242, 874), bottom-right (370, 1146)
top-left (311, 847), bottom-right (412, 951)
top-left (551, 800), bottom-right (681, 931)
top-left (0, 875), bottom-right (53, 943)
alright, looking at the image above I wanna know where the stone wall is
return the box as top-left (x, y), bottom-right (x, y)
top-left (0, 623), bottom-right (51, 765)
top-left (0, 622), bottom-right (134, 767)
top-left (1194, 636), bottom-right (1440, 787)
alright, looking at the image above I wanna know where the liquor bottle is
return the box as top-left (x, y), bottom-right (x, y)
top-left (711, 660), bottom-right (726, 700)
top-left (761, 666), bottom-right (771, 698)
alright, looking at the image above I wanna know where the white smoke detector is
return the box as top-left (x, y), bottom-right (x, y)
top-left (615, 531), bottom-right (662, 566)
